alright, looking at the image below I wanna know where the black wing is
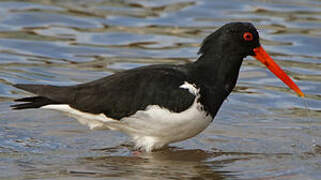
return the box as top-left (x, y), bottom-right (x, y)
top-left (12, 65), bottom-right (196, 120)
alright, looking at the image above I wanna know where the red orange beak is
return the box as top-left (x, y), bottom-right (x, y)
top-left (253, 46), bottom-right (304, 97)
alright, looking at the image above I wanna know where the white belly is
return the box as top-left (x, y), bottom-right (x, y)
top-left (120, 99), bottom-right (212, 151)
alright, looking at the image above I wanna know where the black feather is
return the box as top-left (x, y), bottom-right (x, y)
top-left (11, 96), bottom-right (59, 109)
top-left (12, 64), bottom-right (196, 120)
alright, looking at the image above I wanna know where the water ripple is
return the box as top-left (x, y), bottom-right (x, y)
top-left (0, 0), bottom-right (320, 179)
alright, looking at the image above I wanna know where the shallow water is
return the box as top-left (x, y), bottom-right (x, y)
top-left (1, 0), bottom-right (321, 179)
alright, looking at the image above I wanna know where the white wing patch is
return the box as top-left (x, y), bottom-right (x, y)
top-left (179, 81), bottom-right (199, 96)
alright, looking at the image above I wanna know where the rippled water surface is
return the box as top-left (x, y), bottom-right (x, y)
top-left (1, 0), bottom-right (321, 179)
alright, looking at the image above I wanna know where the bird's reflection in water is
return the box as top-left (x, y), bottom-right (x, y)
top-left (65, 146), bottom-right (235, 179)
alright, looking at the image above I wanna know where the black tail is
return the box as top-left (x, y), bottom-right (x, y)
top-left (11, 96), bottom-right (59, 110)
top-left (11, 84), bottom-right (68, 110)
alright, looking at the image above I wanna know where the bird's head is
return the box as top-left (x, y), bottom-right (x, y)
top-left (198, 22), bottom-right (304, 97)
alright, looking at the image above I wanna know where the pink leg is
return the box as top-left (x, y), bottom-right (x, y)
top-left (132, 150), bottom-right (142, 156)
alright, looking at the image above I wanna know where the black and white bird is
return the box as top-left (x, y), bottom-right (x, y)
top-left (11, 22), bottom-right (304, 152)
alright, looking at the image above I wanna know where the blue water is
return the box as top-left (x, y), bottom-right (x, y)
top-left (1, 0), bottom-right (321, 179)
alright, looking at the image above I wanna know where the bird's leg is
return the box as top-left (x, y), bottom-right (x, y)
top-left (132, 150), bottom-right (142, 156)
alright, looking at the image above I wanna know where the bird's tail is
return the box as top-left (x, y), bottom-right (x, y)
top-left (11, 84), bottom-right (63, 110)
top-left (11, 96), bottom-right (58, 110)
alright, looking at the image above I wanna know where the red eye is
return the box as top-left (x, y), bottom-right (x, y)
top-left (243, 32), bottom-right (253, 41)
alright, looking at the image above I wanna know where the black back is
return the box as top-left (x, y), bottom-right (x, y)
top-left (13, 65), bottom-right (196, 120)
top-left (69, 65), bottom-right (196, 119)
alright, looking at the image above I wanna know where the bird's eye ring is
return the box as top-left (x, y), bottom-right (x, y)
top-left (243, 32), bottom-right (253, 41)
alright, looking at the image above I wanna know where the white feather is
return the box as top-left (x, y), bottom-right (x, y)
top-left (179, 81), bottom-right (198, 95)
top-left (41, 105), bottom-right (118, 130)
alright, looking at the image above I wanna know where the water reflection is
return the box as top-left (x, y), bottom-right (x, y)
top-left (70, 148), bottom-right (231, 179)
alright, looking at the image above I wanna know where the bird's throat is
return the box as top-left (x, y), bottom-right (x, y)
top-left (191, 54), bottom-right (243, 93)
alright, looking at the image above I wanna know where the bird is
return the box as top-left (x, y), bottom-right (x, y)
top-left (11, 22), bottom-right (304, 152)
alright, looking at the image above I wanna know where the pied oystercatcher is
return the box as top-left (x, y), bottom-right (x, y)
top-left (11, 22), bottom-right (304, 152)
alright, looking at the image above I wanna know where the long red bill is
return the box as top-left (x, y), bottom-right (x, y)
top-left (253, 46), bottom-right (304, 97)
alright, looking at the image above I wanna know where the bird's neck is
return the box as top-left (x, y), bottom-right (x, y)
top-left (186, 53), bottom-right (244, 117)
top-left (189, 53), bottom-right (244, 93)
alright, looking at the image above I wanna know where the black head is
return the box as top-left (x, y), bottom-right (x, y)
top-left (199, 22), bottom-right (260, 58)
top-left (195, 22), bottom-right (304, 98)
